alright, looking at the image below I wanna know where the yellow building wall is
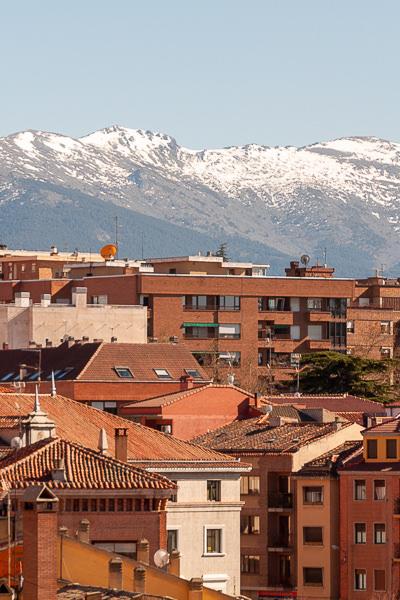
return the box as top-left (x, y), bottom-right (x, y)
top-left (363, 435), bottom-right (399, 462)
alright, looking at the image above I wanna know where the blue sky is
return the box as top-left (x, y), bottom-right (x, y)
top-left (1, 0), bottom-right (399, 148)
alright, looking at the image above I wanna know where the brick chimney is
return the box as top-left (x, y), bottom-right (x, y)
top-left (179, 374), bottom-right (194, 391)
top-left (22, 484), bottom-right (59, 600)
top-left (114, 428), bottom-right (128, 462)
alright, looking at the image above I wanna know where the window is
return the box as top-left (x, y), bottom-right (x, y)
top-left (374, 523), bottom-right (386, 544)
top-left (218, 296), bottom-right (240, 311)
top-left (241, 515), bottom-right (260, 534)
top-left (374, 570), bottom-right (386, 592)
top-left (290, 325), bottom-right (300, 340)
top-left (367, 439), bottom-right (378, 459)
top-left (169, 481), bottom-right (178, 503)
top-left (347, 320), bottom-right (355, 333)
top-left (386, 439), bottom-right (397, 459)
top-left (99, 499), bottom-right (106, 512)
top-left (241, 555), bottom-right (260, 574)
top-left (90, 499), bottom-right (97, 512)
top-left (126, 498), bottom-right (133, 511)
top-left (153, 368), bottom-right (171, 379)
top-left (354, 523), bottom-right (366, 544)
top-left (114, 367), bottom-right (134, 379)
top-left (91, 401), bottom-right (117, 414)
top-left (307, 298), bottom-right (322, 310)
top-left (92, 294), bottom-right (108, 304)
top-left (303, 527), bottom-right (323, 545)
top-left (184, 295), bottom-right (209, 310)
top-left (108, 499), bottom-right (115, 512)
top-left (380, 321), bottom-right (391, 334)
top-left (290, 297), bottom-right (300, 311)
top-left (240, 476), bottom-right (260, 495)
top-left (82, 499), bottom-right (88, 512)
top-left (308, 325), bottom-right (322, 340)
top-left (93, 541), bottom-right (137, 560)
top-left (354, 480), bottom-right (366, 500)
top-left (303, 567), bottom-right (323, 586)
top-left (374, 480), bottom-right (386, 500)
top-left (205, 528), bottom-right (222, 554)
top-left (117, 499), bottom-right (124, 512)
top-left (218, 324), bottom-right (240, 339)
top-left (381, 347), bottom-right (392, 358)
top-left (207, 480), bottom-right (221, 502)
top-left (185, 369), bottom-right (201, 379)
top-left (167, 530), bottom-right (178, 553)
top-left (303, 486), bottom-right (323, 505)
top-left (355, 569), bottom-right (366, 590)
top-left (73, 499), bottom-right (80, 512)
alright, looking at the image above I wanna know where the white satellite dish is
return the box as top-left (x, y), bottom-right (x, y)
top-left (11, 437), bottom-right (22, 449)
top-left (154, 548), bottom-right (169, 569)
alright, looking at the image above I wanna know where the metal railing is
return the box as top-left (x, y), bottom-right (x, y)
top-left (268, 492), bottom-right (293, 509)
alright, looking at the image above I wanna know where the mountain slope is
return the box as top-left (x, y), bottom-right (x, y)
top-left (1, 127), bottom-right (400, 275)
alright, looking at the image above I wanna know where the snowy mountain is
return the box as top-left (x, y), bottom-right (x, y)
top-left (1, 126), bottom-right (400, 275)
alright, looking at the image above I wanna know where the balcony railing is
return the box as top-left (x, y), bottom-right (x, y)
top-left (268, 534), bottom-right (293, 549)
top-left (268, 492), bottom-right (293, 509)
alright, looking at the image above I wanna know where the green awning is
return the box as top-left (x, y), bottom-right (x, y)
top-left (183, 322), bottom-right (218, 327)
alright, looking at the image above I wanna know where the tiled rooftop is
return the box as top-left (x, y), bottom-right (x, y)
top-left (364, 417), bottom-right (400, 434)
top-left (0, 437), bottom-right (174, 492)
top-left (192, 417), bottom-right (352, 454)
top-left (78, 343), bottom-right (209, 382)
top-left (267, 394), bottom-right (385, 414)
top-left (58, 584), bottom-right (158, 600)
top-left (124, 384), bottom-right (252, 410)
top-left (0, 341), bottom-right (209, 383)
top-left (297, 441), bottom-right (362, 476)
top-left (0, 393), bottom-right (238, 466)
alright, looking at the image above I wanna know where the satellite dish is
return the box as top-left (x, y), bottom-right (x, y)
top-left (154, 548), bottom-right (169, 569)
top-left (11, 437), bottom-right (22, 449)
top-left (264, 404), bottom-right (273, 414)
top-left (100, 244), bottom-right (118, 261)
top-left (300, 254), bottom-right (310, 266)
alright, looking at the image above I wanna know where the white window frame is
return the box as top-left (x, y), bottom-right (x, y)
top-left (203, 526), bottom-right (225, 557)
top-left (354, 569), bottom-right (367, 591)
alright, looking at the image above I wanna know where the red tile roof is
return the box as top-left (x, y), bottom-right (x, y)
top-left (363, 417), bottom-right (400, 434)
top-left (266, 394), bottom-right (385, 414)
top-left (124, 384), bottom-right (251, 409)
top-left (297, 441), bottom-right (363, 476)
top-left (0, 393), bottom-right (238, 466)
top-left (0, 437), bottom-right (174, 491)
top-left (192, 417), bottom-right (352, 454)
top-left (78, 343), bottom-right (209, 382)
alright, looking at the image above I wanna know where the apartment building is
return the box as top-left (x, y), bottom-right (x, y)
top-left (0, 287), bottom-right (147, 349)
top-left (0, 390), bottom-right (248, 595)
top-left (3, 249), bottom-right (400, 387)
top-left (339, 418), bottom-right (400, 599)
top-left (294, 441), bottom-right (362, 600)
top-left (193, 411), bottom-right (363, 598)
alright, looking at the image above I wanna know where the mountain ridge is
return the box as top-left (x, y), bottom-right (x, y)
top-left (1, 126), bottom-right (400, 276)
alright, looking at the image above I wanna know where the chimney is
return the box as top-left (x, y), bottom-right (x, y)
top-left (71, 287), bottom-right (87, 308)
top-left (14, 291), bottom-right (30, 307)
top-left (19, 364), bottom-right (28, 381)
top-left (2, 343), bottom-right (8, 350)
top-left (180, 374), bottom-right (194, 391)
top-left (189, 578), bottom-right (204, 600)
top-left (77, 519), bottom-right (90, 544)
top-left (168, 550), bottom-right (180, 577)
top-left (334, 416), bottom-right (342, 431)
top-left (114, 428), bottom-right (128, 462)
top-left (253, 392), bottom-right (260, 408)
top-left (134, 566), bottom-right (147, 594)
top-left (22, 485), bottom-right (59, 600)
top-left (137, 538), bottom-right (150, 565)
top-left (45, 339), bottom-right (53, 348)
top-left (97, 428), bottom-right (109, 455)
top-left (41, 294), bottom-right (51, 307)
top-left (111, 336), bottom-right (118, 343)
top-left (108, 557), bottom-right (122, 589)
top-left (51, 457), bottom-right (65, 482)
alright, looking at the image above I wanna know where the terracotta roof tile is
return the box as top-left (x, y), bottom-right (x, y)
top-left (0, 393), bottom-right (237, 466)
top-left (266, 394), bottom-right (385, 414)
top-left (297, 441), bottom-right (362, 476)
top-left (78, 343), bottom-right (209, 382)
top-left (125, 383), bottom-right (251, 409)
top-left (192, 417), bottom-right (352, 454)
top-left (363, 417), bottom-right (400, 434)
top-left (0, 437), bottom-right (174, 491)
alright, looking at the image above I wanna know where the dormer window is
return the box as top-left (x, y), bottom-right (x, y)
top-left (114, 367), bottom-right (134, 379)
top-left (154, 369), bottom-right (172, 379)
top-left (367, 439), bottom-right (378, 459)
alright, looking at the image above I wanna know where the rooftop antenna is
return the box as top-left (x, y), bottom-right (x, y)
top-left (323, 247), bottom-right (327, 267)
top-left (380, 263), bottom-right (385, 277)
top-left (34, 385), bottom-right (41, 413)
top-left (114, 216), bottom-right (119, 259)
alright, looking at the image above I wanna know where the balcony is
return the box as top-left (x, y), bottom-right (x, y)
top-left (258, 311), bottom-right (294, 324)
top-left (268, 492), bottom-right (293, 510)
top-left (268, 534), bottom-right (293, 552)
top-left (306, 339), bottom-right (332, 351)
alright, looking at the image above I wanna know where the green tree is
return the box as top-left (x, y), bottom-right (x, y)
top-left (215, 243), bottom-right (229, 261)
top-left (298, 351), bottom-right (392, 401)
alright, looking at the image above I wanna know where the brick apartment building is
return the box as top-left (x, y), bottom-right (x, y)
top-left (338, 418), bottom-right (400, 599)
top-left (193, 410), bottom-right (363, 598)
top-left (2, 248), bottom-right (400, 388)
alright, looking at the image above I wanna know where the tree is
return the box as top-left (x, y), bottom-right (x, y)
top-left (214, 243), bottom-right (229, 261)
top-left (298, 351), bottom-right (393, 402)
